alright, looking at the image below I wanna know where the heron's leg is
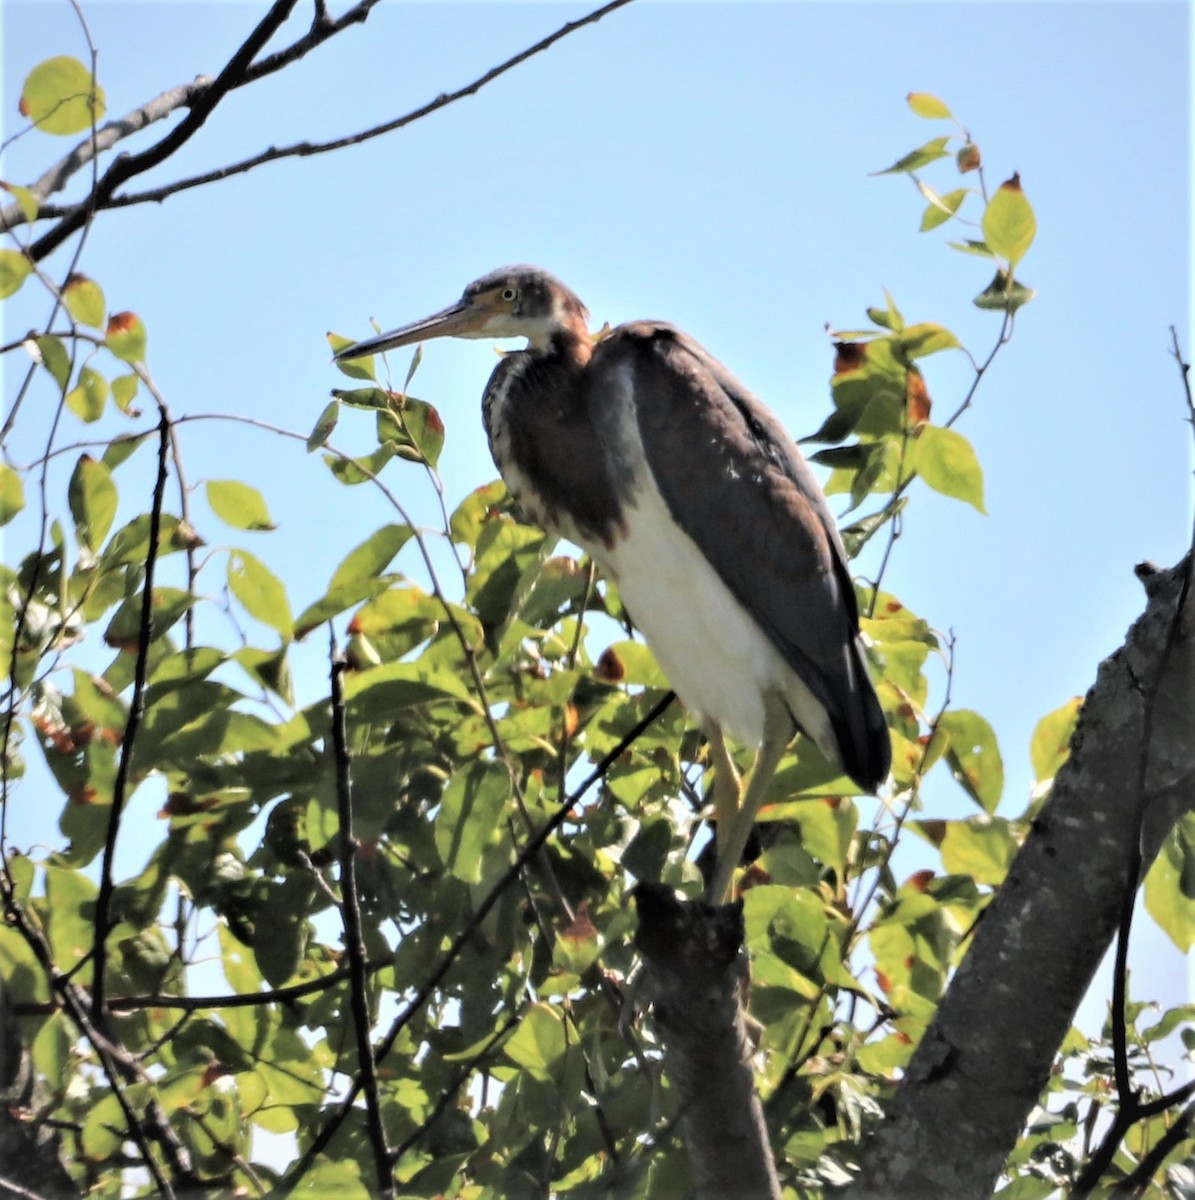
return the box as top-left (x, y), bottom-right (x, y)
top-left (703, 720), bottom-right (741, 861)
top-left (709, 693), bottom-right (794, 904)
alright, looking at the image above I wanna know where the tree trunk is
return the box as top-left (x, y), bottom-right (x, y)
top-left (848, 554), bottom-right (1195, 1199)
top-left (633, 883), bottom-right (782, 1200)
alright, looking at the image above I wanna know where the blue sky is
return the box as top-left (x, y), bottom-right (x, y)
top-left (2, 2), bottom-right (1191, 1026)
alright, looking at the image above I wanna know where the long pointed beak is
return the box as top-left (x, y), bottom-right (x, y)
top-left (333, 299), bottom-right (487, 361)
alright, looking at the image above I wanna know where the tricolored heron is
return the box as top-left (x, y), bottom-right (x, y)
top-left (335, 266), bottom-right (890, 901)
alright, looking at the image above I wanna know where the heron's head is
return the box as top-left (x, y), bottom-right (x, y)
top-left (334, 265), bottom-right (590, 362)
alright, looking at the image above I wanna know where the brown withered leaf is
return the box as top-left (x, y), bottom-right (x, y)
top-left (906, 365), bottom-right (932, 425)
top-left (560, 900), bottom-right (597, 942)
top-left (834, 341), bottom-right (868, 375)
top-left (594, 646), bottom-right (625, 683)
top-left (956, 142), bottom-right (981, 173)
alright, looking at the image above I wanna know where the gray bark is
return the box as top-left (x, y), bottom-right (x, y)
top-left (633, 883), bottom-right (782, 1200)
top-left (848, 554), bottom-right (1195, 1198)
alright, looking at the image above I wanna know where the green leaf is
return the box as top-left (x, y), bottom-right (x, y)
top-left (63, 273), bottom-right (106, 327)
top-left (899, 322), bottom-right (962, 359)
top-left (937, 709), bottom-right (1003, 812)
top-left (974, 269), bottom-right (1037, 313)
top-left (450, 479), bottom-right (511, 549)
top-left (0, 249), bottom-right (31, 299)
top-left (21, 56), bottom-right (106, 135)
top-left (0, 181), bottom-right (39, 224)
top-left (228, 550), bottom-right (293, 638)
top-left (918, 185), bottom-right (968, 232)
top-left (1144, 814), bottom-right (1195, 952)
top-left (981, 173), bottom-right (1037, 267)
top-left (290, 1159), bottom-right (370, 1200)
top-left (104, 312), bottom-right (147, 363)
top-left (65, 365), bottom-right (108, 423)
top-left (330, 523), bottom-right (412, 589)
top-left (328, 332), bottom-right (377, 380)
top-left (1030, 698), bottom-right (1082, 784)
top-left (935, 817), bottom-right (1017, 885)
top-left (874, 136), bottom-right (951, 175)
top-left (398, 397), bottom-right (446, 467)
top-left (436, 759), bottom-right (510, 882)
top-left (103, 587), bottom-right (196, 651)
top-left (206, 480), bottom-right (276, 532)
top-left (907, 91), bottom-right (952, 119)
top-left (68, 454), bottom-right (118, 551)
top-left (323, 442), bottom-right (396, 485)
top-left (111, 373), bottom-right (140, 414)
top-left (342, 659), bottom-right (474, 712)
top-left (307, 399), bottom-right (339, 452)
top-left (34, 336), bottom-right (71, 389)
top-left (504, 1002), bottom-right (567, 1082)
top-left (913, 425), bottom-right (986, 513)
top-left (948, 238), bottom-right (995, 258)
top-left (102, 432), bottom-right (150, 470)
top-left (0, 463), bottom-right (25, 526)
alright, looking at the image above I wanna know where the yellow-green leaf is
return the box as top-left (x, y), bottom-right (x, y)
top-left (981, 173), bottom-right (1037, 267)
top-left (328, 332), bottom-right (376, 380)
top-left (1143, 814), bottom-right (1195, 952)
top-left (104, 312), bottom-right (147, 363)
top-left (939, 817), bottom-right (1017, 886)
top-left (111, 373), bottom-right (140, 415)
top-left (68, 455), bottom-right (118, 551)
top-left (228, 550), bottom-right (292, 638)
top-left (0, 249), bottom-right (31, 299)
top-left (874, 136), bottom-right (952, 176)
top-left (913, 425), bottom-right (986, 513)
top-left (20, 56), bottom-right (106, 136)
top-left (306, 399), bottom-right (339, 452)
top-left (1030, 698), bottom-right (1082, 784)
top-left (907, 92), bottom-right (952, 120)
top-left (65, 365), bottom-right (108, 423)
top-left (919, 185), bottom-right (969, 232)
top-left (206, 480), bottom-right (276, 532)
top-left (0, 181), bottom-right (39, 224)
top-left (330, 523), bottom-right (412, 589)
top-left (938, 709), bottom-right (1003, 812)
top-left (0, 464), bottom-right (24, 526)
top-left (63, 273), bottom-right (106, 328)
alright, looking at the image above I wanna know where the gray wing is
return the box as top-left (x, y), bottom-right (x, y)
top-left (592, 322), bottom-right (890, 791)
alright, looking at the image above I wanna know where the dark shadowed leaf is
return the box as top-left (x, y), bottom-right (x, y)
top-left (436, 759), bottom-right (510, 883)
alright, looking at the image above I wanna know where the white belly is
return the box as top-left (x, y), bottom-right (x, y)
top-left (590, 479), bottom-right (832, 753)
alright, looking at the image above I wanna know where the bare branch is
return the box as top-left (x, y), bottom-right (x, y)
top-left (0, 79), bottom-right (212, 234)
top-left (28, 0), bottom-right (303, 261)
top-left (329, 635), bottom-right (394, 1199)
top-left (91, 405), bottom-right (172, 1022)
top-left (20, 0), bottom-right (636, 233)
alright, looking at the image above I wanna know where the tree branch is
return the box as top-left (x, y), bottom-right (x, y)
top-left (847, 552), bottom-right (1195, 1199)
top-left (328, 635), bottom-right (394, 1199)
top-left (633, 884), bottom-right (781, 1200)
top-left (27, 0), bottom-right (302, 261)
top-left (18, 0), bottom-right (636, 234)
top-left (90, 406), bottom-right (172, 1023)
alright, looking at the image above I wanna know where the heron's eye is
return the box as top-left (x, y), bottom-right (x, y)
top-left (500, 287), bottom-right (518, 303)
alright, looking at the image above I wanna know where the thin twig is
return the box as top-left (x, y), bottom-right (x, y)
top-left (329, 631), bottom-right (394, 1198)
